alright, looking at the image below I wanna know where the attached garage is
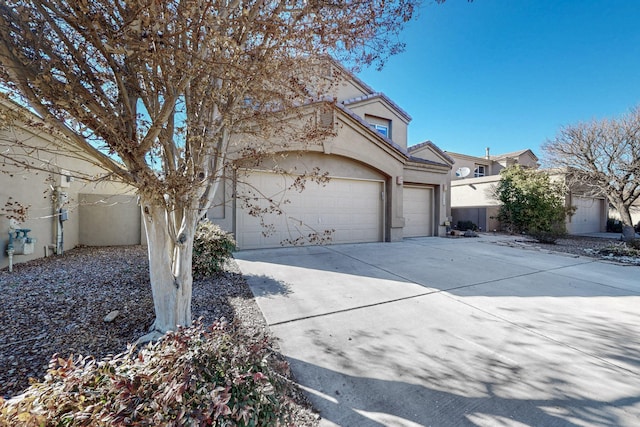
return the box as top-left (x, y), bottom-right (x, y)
top-left (402, 186), bottom-right (433, 237)
top-left (236, 170), bottom-right (384, 249)
top-left (568, 196), bottom-right (604, 234)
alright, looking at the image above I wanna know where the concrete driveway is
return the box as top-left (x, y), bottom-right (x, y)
top-left (234, 235), bottom-right (640, 427)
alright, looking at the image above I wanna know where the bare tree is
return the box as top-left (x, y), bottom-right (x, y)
top-left (543, 107), bottom-right (640, 239)
top-left (0, 0), bottom-right (423, 339)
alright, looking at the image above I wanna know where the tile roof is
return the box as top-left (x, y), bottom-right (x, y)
top-left (341, 92), bottom-right (412, 122)
top-left (492, 149), bottom-right (539, 160)
top-left (408, 140), bottom-right (455, 165)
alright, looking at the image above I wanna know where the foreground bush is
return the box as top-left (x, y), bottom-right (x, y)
top-left (0, 321), bottom-right (294, 426)
top-left (193, 220), bottom-right (236, 278)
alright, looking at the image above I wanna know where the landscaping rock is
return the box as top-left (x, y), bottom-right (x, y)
top-left (103, 310), bottom-right (120, 323)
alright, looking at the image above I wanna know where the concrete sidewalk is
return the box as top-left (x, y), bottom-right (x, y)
top-left (235, 235), bottom-right (640, 426)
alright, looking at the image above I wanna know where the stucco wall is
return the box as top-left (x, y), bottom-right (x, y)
top-left (210, 109), bottom-right (452, 244)
top-left (1, 114), bottom-right (140, 270)
top-left (78, 193), bottom-right (142, 246)
top-left (450, 176), bottom-right (500, 208)
top-left (333, 72), bottom-right (370, 102)
top-left (347, 101), bottom-right (409, 149)
top-left (448, 153), bottom-right (493, 179)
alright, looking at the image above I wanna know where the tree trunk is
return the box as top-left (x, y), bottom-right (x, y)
top-left (139, 201), bottom-right (198, 342)
top-left (613, 202), bottom-right (636, 241)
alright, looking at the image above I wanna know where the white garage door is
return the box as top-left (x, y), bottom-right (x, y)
top-left (236, 171), bottom-right (384, 249)
top-left (569, 197), bottom-right (603, 234)
top-left (403, 186), bottom-right (433, 238)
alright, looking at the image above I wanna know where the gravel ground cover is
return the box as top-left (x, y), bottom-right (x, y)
top-left (508, 234), bottom-right (640, 265)
top-left (0, 245), bottom-right (318, 425)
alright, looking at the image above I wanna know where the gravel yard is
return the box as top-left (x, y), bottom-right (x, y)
top-left (0, 245), bottom-right (318, 425)
top-left (1, 234), bottom-right (637, 413)
top-left (511, 234), bottom-right (640, 265)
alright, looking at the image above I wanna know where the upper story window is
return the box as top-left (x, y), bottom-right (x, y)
top-left (365, 114), bottom-right (391, 139)
top-left (371, 123), bottom-right (389, 137)
top-left (474, 165), bottom-right (487, 177)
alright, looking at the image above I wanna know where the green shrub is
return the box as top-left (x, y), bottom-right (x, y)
top-left (193, 220), bottom-right (236, 278)
top-left (494, 165), bottom-right (571, 243)
top-left (456, 220), bottom-right (478, 231)
top-left (0, 321), bottom-right (294, 426)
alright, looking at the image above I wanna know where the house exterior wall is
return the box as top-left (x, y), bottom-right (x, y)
top-left (1, 106), bottom-right (140, 270)
top-left (447, 150), bottom-right (539, 181)
top-left (448, 152), bottom-right (493, 178)
top-left (450, 175), bottom-right (499, 207)
top-left (332, 69), bottom-right (371, 102)
top-left (347, 101), bottom-right (409, 149)
top-left (211, 99), bottom-right (452, 246)
top-left (212, 112), bottom-right (409, 243)
top-left (79, 193), bottom-right (143, 246)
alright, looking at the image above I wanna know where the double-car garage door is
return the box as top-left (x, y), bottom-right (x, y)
top-left (236, 171), bottom-right (384, 249)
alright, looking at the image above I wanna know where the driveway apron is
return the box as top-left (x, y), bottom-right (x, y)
top-left (234, 236), bottom-right (640, 427)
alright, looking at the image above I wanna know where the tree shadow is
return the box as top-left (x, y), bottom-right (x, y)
top-left (273, 298), bottom-right (640, 426)
top-left (240, 273), bottom-right (294, 298)
top-left (287, 355), bottom-right (640, 427)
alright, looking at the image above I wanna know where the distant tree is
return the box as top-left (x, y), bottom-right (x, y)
top-left (494, 165), bottom-right (572, 243)
top-left (0, 0), bottom-right (423, 339)
top-left (543, 107), bottom-right (640, 240)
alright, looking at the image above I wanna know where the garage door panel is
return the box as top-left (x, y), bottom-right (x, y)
top-left (569, 197), bottom-right (602, 234)
top-left (237, 171), bottom-right (383, 249)
top-left (403, 186), bottom-right (433, 238)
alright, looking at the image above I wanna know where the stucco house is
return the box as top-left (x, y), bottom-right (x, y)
top-left (208, 60), bottom-right (454, 250)
top-left (2, 60), bottom-right (454, 268)
top-left (429, 147), bottom-right (607, 234)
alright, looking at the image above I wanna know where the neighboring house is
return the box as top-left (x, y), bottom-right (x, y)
top-left (443, 148), bottom-right (607, 234)
top-left (0, 99), bottom-right (143, 270)
top-left (209, 60), bottom-right (454, 249)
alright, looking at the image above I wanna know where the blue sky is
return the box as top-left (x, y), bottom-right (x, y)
top-left (356, 0), bottom-right (640, 158)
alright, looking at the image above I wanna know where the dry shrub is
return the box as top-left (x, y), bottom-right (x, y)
top-left (0, 321), bottom-right (294, 426)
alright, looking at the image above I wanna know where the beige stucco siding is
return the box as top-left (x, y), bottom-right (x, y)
top-left (448, 154), bottom-right (492, 179)
top-left (346, 100), bottom-right (409, 149)
top-left (333, 73), bottom-right (371, 102)
top-left (450, 176), bottom-right (500, 208)
top-left (79, 193), bottom-right (143, 246)
top-left (1, 114), bottom-right (139, 270)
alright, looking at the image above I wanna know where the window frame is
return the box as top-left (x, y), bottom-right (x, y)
top-left (474, 164), bottom-right (487, 178)
top-left (371, 123), bottom-right (389, 137)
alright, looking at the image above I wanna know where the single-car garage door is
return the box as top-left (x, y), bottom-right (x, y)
top-left (236, 171), bottom-right (384, 249)
top-left (403, 186), bottom-right (433, 237)
top-left (569, 197), bottom-right (603, 234)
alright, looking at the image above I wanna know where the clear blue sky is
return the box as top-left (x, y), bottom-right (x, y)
top-left (356, 0), bottom-right (640, 158)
